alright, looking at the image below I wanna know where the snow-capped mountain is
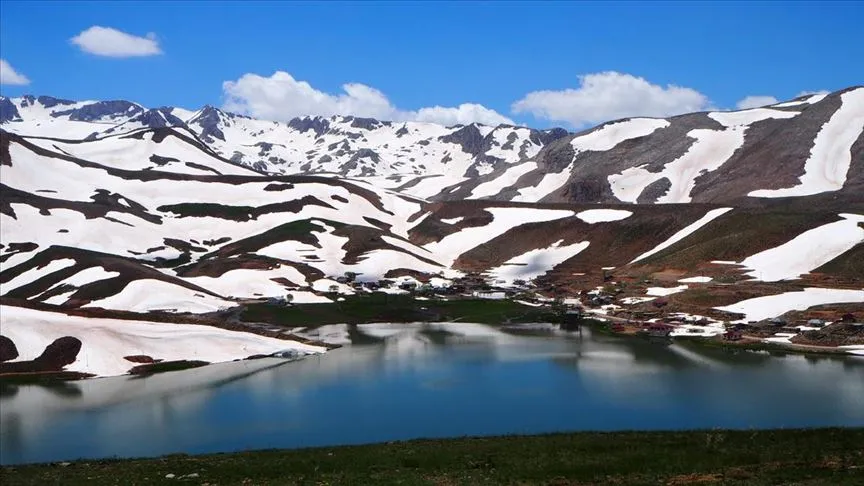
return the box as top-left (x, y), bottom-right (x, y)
top-left (3, 87), bottom-right (861, 204)
top-left (1, 88), bottom-right (863, 377)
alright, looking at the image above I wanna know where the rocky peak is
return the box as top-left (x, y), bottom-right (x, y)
top-left (0, 97), bottom-right (21, 123)
top-left (189, 105), bottom-right (227, 142)
top-left (439, 124), bottom-right (485, 156)
top-left (53, 100), bottom-right (145, 121)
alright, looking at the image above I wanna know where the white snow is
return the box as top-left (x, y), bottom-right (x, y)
top-left (620, 296), bottom-right (656, 304)
top-left (511, 118), bottom-right (670, 203)
top-left (646, 285), bottom-right (688, 296)
top-left (0, 305), bottom-right (324, 377)
top-left (609, 128), bottom-right (748, 204)
top-left (83, 279), bottom-right (235, 313)
top-left (707, 108), bottom-right (798, 127)
top-left (185, 267), bottom-right (309, 299)
top-left (440, 217), bottom-right (464, 225)
top-left (423, 207), bottom-right (575, 266)
top-left (576, 209), bottom-right (632, 224)
top-left (55, 266), bottom-right (120, 287)
top-left (715, 288), bottom-right (864, 322)
top-left (0, 259), bottom-right (77, 294)
top-left (42, 289), bottom-right (77, 306)
top-left (470, 162), bottom-right (536, 199)
top-left (737, 213), bottom-right (864, 282)
top-left (764, 333), bottom-right (797, 344)
top-left (486, 240), bottom-right (590, 284)
top-left (678, 276), bottom-right (713, 283)
top-left (749, 88), bottom-right (864, 197)
top-left (608, 108), bottom-right (800, 204)
top-left (773, 93), bottom-right (829, 108)
top-left (572, 118), bottom-right (670, 151)
top-left (630, 208), bottom-right (733, 263)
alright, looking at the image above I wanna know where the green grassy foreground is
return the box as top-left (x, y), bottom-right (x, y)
top-left (3, 429), bottom-right (863, 485)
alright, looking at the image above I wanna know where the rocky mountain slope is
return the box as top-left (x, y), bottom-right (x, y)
top-left (1, 88), bottom-right (863, 377)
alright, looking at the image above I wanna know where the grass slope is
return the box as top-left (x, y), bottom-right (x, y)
top-left (2, 429), bottom-right (862, 485)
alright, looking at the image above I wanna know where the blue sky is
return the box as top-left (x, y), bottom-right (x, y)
top-left (1, 1), bottom-right (862, 128)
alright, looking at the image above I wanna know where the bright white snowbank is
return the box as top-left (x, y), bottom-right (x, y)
top-left (83, 279), bottom-right (234, 313)
top-left (512, 118), bottom-right (669, 203)
top-left (0, 305), bottom-right (325, 377)
top-left (749, 88), bottom-right (864, 198)
top-left (470, 162), bottom-right (536, 199)
top-left (185, 267), bottom-right (309, 299)
top-left (608, 108), bottom-right (799, 204)
top-left (423, 207), bottom-right (575, 266)
top-left (707, 108), bottom-right (798, 128)
top-left (576, 209), bottom-right (632, 224)
top-left (646, 285), bottom-right (688, 296)
top-left (773, 93), bottom-right (828, 108)
top-left (631, 208), bottom-right (733, 263)
top-left (609, 128), bottom-right (747, 204)
top-left (440, 217), bottom-right (464, 225)
top-left (56, 266), bottom-right (120, 287)
top-left (0, 259), bottom-right (76, 295)
top-left (737, 213), bottom-right (864, 282)
top-left (714, 288), bottom-right (864, 322)
top-left (765, 333), bottom-right (797, 344)
top-left (678, 276), bottom-right (712, 283)
top-left (572, 118), bottom-right (670, 151)
top-left (486, 240), bottom-right (589, 284)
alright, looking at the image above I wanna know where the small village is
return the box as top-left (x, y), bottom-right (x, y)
top-left (250, 267), bottom-right (864, 357)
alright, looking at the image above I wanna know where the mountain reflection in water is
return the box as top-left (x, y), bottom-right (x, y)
top-left (2, 322), bottom-right (862, 465)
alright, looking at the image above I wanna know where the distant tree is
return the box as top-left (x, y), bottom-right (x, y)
top-left (284, 294), bottom-right (294, 306)
top-left (344, 271), bottom-right (358, 282)
top-left (328, 284), bottom-right (339, 294)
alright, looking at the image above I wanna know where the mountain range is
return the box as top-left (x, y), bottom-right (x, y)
top-left (1, 86), bottom-right (862, 377)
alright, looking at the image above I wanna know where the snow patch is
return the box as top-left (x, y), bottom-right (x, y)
top-left (737, 213), bottom-right (864, 282)
top-left (576, 209), bottom-right (632, 224)
top-left (749, 88), bottom-right (864, 197)
top-left (714, 288), bottom-right (864, 322)
top-left (0, 305), bottom-right (325, 377)
top-left (630, 208), bottom-right (733, 263)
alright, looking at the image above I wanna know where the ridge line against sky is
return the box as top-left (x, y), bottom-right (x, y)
top-left (1, 1), bottom-right (862, 128)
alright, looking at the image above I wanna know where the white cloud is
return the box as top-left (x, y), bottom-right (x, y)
top-left (412, 104), bottom-right (515, 126)
top-left (222, 71), bottom-right (513, 126)
top-left (0, 59), bottom-right (30, 85)
top-left (511, 71), bottom-right (711, 127)
top-left (70, 26), bottom-right (162, 58)
top-left (735, 95), bottom-right (779, 110)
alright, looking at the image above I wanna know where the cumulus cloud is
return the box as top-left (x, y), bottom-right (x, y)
top-left (222, 71), bottom-right (513, 126)
top-left (0, 59), bottom-right (30, 85)
top-left (70, 26), bottom-right (162, 58)
top-left (511, 71), bottom-right (711, 127)
top-left (735, 95), bottom-right (779, 110)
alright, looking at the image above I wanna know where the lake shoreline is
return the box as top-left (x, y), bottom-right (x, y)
top-left (3, 428), bottom-right (863, 484)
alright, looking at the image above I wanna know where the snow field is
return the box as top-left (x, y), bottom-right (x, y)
top-left (0, 305), bottom-right (325, 377)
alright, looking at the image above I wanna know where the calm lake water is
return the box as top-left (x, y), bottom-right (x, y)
top-left (2, 322), bottom-right (863, 465)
